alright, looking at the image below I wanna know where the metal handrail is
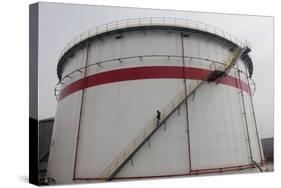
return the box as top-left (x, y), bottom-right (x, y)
top-left (98, 86), bottom-right (191, 179)
top-left (98, 46), bottom-right (248, 179)
top-left (54, 54), bottom-right (252, 100)
top-left (58, 17), bottom-right (249, 63)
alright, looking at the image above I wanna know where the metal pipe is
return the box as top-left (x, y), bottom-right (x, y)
top-left (236, 63), bottom-right (253, 162)
top-left (252, 160), bottom-right (263, 172)
top-left (73, 163), bottom-right (262, 181)
top-left (181, 33), bottom-right (192, 172)
top-left (72, 44), bottom-right (90, 180)
top-left (57, 54), bottom-right (249, 88)
top-left (244, 63), bottom-right (263, 162)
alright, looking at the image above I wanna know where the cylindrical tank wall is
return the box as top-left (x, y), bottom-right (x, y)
top-left (47, 29), bottom-right (263, 184)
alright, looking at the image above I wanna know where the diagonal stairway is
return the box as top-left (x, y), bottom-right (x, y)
top-left (210, 46), bottom-right (248, 83)
top-left (98, 45), bottom-right (249, 181)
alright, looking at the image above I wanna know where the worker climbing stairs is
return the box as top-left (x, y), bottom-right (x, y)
top-left (98, 45), bottom-right (249, 181)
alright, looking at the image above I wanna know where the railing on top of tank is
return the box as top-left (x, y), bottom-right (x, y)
top-left (54, 54), bottom-right (256, 101)
top-left (58, 17), bottom-right (250, 62)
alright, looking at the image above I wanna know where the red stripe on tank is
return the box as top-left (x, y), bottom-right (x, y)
top-left (59, 66), bottom-right (250, 101)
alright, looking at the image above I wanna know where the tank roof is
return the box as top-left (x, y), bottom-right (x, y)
top-left (57, 17), bottom-right (253, 80)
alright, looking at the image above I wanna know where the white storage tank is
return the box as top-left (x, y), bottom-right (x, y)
top-left (47, 18), bottom-right (265, 184)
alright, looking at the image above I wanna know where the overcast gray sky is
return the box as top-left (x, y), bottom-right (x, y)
top-left (38, 2), bottom-right (273, 138)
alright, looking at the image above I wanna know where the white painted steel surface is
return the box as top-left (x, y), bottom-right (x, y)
top-left (48, 20), bottom-right (262, 184)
